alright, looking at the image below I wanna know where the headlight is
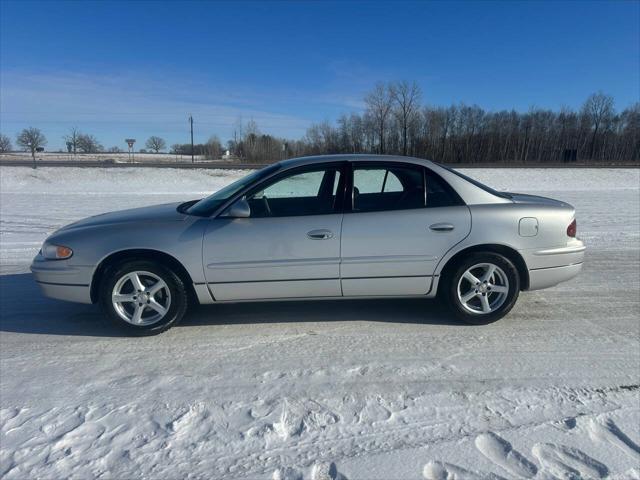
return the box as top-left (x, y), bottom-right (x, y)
top-left (42, 243), bottom-right (73, 260)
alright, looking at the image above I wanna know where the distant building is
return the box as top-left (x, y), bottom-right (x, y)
top-left (222, 150), bottom-right (239, 161)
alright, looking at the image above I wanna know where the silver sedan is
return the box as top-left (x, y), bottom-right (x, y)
top-left (31, 155), bottom-right (585, 334)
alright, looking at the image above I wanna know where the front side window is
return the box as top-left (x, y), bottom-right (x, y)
top-left (352, 165), bottom-right (425, 212)
top-left (247, 166), bottom-right (342, 217)
top-left (187, 164), bottom-right (280, 216)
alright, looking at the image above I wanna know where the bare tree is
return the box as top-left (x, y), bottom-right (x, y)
top-left (0, 133), bottom-right (12, 153)
top-left (390, 81), bottom-right (422, 155)
top-left (620, 103), bottom-right (640, 160)
top-left (205, 135), bottom-right (223, 159)
top-left (107, 146), bottom-right (122, 153)
top-left (63, 127), bottom-right (80, 155)
top-left (365, 83), bottom-right (394, 153)
top-left (582, 91), bottom-right (614, 159)
top-left (145, 136), bottom-right (166, 153)
top-left (16, 127), bottom-right (47, 162)
top-left (77, 133), bottom-right (103, 153)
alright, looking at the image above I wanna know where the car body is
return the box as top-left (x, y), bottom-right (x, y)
top-left (31, 155), bottom-right (585, 334)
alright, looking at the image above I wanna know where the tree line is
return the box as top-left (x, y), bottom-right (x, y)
top-left (1, 83), bottom-right (638, 165)
top-left (0, 129), bottom-right (180, 159)
top-left (227, 84), bottom-right (639, 164)
top-left (0, 127), bottom-right (225, 160)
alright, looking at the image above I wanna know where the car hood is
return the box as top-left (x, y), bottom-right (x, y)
top-left (57, 202), bottom-right (187, 232)
top-left (507, 192), bottom-right (573, 209)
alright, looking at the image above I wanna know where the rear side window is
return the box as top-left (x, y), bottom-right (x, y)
top-left (351, 164), bottom-right (463, 212)
top-left (352, 165), bottom-right (425, 212)
top-left (353, 169), bottom-right (404, 194)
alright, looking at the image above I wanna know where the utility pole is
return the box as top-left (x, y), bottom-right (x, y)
top-left (189, 115), bottom-right (194, 163)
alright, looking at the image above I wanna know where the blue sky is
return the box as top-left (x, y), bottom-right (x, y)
top-left (1, 0), bottom-right (638, 150)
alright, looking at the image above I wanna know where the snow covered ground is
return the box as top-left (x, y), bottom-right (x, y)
top-left (1, 166), bottom-right (639, 479)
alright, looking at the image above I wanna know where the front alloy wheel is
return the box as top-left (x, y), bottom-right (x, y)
top-left (100, 260), bottom-right (188, 335)
top-left (112, 271), bottom-right (172, 326)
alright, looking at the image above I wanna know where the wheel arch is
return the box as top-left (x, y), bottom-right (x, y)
top-left (90, 249), bottom-right (196, 303)
top-left (437, 244), bottom-right (530, 293)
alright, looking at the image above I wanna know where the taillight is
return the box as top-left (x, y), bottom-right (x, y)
top-left (567, 219), bottom-right (577, 237)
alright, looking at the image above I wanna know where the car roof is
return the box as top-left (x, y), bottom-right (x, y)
top-left (277, 154), bottom-right (436, 170)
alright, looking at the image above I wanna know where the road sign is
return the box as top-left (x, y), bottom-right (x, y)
top-left (125, 139), bottom-right (136, 163)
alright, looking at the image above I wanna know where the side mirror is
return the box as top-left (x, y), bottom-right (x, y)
top-left (222, 197), bottom-right (250, 218)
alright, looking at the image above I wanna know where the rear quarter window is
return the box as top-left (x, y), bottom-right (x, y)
top-left (425, 169), bottom-right (465, 207)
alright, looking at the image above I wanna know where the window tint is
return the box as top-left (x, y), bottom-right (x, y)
top-left (352, 165), bottom-right (425, 212)
top-left (247, 167), bottom-right (342, 217)
top-left (425, 169), bottom-right (463, 207)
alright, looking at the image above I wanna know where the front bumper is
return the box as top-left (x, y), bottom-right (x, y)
top-left (30, 254), bottom-right (94, 304)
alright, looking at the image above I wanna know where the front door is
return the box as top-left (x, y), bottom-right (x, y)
top-left (340, 162), bottom-right (471, 296)
top-left (203, 164), bottom-right (345, 300)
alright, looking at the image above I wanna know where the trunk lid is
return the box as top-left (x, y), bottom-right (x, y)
top-left (507, 192), bottom-right (573, 209)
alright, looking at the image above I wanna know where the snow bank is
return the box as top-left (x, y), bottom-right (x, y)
top-left (0, 166), bottom-right (247, 195)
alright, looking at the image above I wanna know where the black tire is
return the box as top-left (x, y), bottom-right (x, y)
top-left (99, 260), bottom-right (188, 335)
top-left (443, 252), bottom-right (520, 325)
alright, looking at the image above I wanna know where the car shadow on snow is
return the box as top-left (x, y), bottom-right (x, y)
top-left (183, 297), bottom-right (459, 328)
top-left (0, 273), bottom-right (461, 337)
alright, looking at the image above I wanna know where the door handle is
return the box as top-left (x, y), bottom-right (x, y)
top-left (307, 229), bottom-right (334, 240)
top-left (429, 223), bottom-right (455, 232)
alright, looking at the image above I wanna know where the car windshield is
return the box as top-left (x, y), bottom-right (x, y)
top-left (186, 164), bottom-right (281, 216)
top-left (438, 164), bottom-right (512, 199)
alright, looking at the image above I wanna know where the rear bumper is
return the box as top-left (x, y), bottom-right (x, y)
top-left (31, 254), bottom-right (94, 304)
top-left (525, 239), bottom-right (586, 269)
top-left (521, 238), bottom-right (585, 290)
top-left (528, 262), bottom-right (583, 290)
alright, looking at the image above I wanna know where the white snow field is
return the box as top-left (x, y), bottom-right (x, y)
top-left (0, 166), bottom-right (639, 480)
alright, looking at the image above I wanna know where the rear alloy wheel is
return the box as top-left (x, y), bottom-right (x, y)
top-left (100, 261), bottom-right (188, 335)
top-left (446, 253), bottom-right (520, 324)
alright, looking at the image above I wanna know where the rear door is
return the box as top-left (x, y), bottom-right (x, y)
top-left (340, 162), bottom-right (471, 296)
top-left (203, 163), bottom-right (346, 300)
